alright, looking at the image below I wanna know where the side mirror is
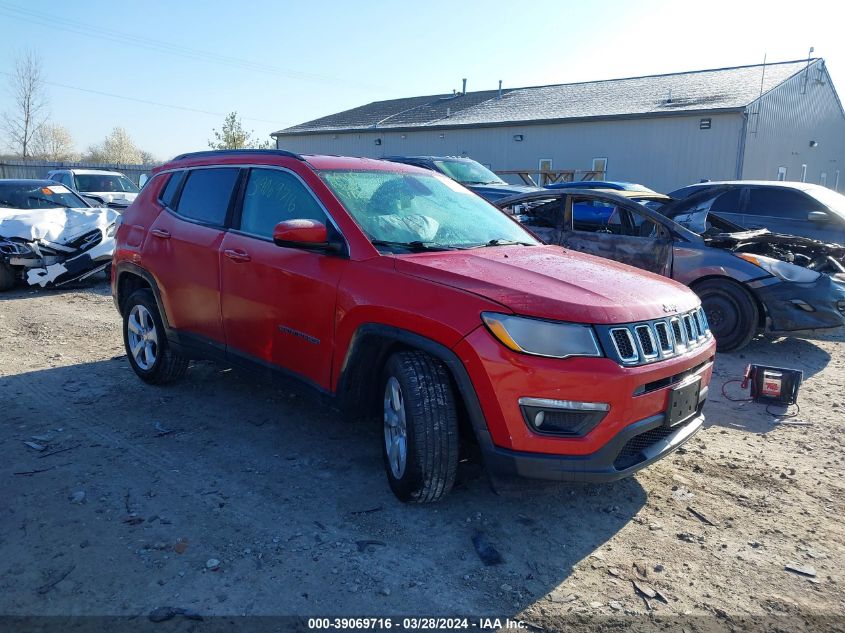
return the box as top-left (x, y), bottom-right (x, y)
top-left (272, 219), bottom-right (342, 253)
top-left (807, 210), bottom-right (829, 223)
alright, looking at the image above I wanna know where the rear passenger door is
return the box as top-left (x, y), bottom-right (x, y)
top-left (219, 167), bottom-right (347, 391)
top-left (146, 167), bottom-right (240, 350)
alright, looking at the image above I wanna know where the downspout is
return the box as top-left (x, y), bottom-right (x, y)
top-left (735, 109), bottom-right (748, 179)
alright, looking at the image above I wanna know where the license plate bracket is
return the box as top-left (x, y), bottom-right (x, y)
top-left (666, 378), bottom-right (701, 427)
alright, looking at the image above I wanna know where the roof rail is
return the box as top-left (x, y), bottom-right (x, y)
top-left (171, 148), bottom-right (306, 161)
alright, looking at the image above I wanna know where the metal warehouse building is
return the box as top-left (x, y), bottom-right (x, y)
top-left (272, 59), bottom-right (845, 192)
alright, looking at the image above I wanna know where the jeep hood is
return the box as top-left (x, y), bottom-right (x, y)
top-left (395, 245), bottom-right (699, 324)
top-left (0, 206), bottom-right (118, 244)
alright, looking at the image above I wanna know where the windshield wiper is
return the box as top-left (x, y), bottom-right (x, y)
top-left (468, 239), bottom-right (535, 248)
top-left (371, 239), bottom-right (457, 252)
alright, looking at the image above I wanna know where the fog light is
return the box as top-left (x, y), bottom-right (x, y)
top-left (518, 397), bottom-right (609, 437)
top-left (837, 299), bottom-right (845, 315)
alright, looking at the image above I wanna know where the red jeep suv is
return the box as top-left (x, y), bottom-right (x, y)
top-left (112, 150), bottom-right (715, 503)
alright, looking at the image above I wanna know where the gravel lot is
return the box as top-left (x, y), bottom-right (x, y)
top-left (1, 280), bottom-right (843, 631)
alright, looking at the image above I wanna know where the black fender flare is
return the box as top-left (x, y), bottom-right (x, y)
top-left (113, 262), bottom-right (174, 334)
top-left (336, 323), bottom-right (492, 450)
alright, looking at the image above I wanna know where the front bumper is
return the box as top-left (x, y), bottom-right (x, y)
top-left (453, 324), bottom-right (714, 482)
top-left (483, 391), bottom-right (706, 482)
top-left (754, 274), bottom-right (845, 332)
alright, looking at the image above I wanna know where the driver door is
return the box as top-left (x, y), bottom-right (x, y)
top-left (559, 195), bottom-right (674, 276)
top-left (219, 167), bottom-right (348, 390)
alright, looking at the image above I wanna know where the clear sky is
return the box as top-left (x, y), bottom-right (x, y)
top-left (1, 0), bottom-right (842, 161)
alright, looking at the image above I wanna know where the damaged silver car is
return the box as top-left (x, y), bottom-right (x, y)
top-left (496, 188), bottom-right (845, 352)
top-left (0, 180), bottom-right (119, 291)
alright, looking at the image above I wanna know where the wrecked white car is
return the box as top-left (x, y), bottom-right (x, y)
top-left (0, 180), bottom-right (118, 291)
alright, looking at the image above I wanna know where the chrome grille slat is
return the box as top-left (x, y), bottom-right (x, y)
top-left (610, 328), bottom-right (638, 363)
top-left (634, 325), bottom-right (658, 359)
top-left (654, 321), bottom-right (673, 354)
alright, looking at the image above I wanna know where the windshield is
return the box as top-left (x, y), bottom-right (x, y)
top-left (805, 186), bottom-right (845, 220)
top-left (432, 159), bottom-right (505, 186)
top-left (74, 174), bottom-right (139, 194)
top-left (0, 183), bottom-right (89, 210)
top-left (320, 170), bottom-right (539, 250)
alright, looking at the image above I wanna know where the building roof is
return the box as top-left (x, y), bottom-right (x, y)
top-left (275, 59), bottom-right (818, 136)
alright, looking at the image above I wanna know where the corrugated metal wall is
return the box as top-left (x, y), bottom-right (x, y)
top-left (741, 60), bottom-right (845, 189)
top-left (275, 113), bottom-right (743, 192)
top-left (0, 160), bottom-right (155, 185)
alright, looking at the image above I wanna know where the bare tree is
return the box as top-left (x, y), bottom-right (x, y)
top-left (2, 50), bottom-right (49, 158)
top-left (31, 122), bottom-right (76, 161)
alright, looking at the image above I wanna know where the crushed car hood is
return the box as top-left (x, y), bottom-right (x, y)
top-left (707, 228), bottom-right (845, 274)
top-left (84, 191), bottom-right (136, 203)
top-left (0, 206), bottom-right (119, 244)
top-left (395, 245), bottom-right (699, 324)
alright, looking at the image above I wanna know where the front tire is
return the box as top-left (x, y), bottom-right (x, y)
top-left (381, 351), bottom-right (459, 503)
top-left (693, 279), bottom-right (758, 352)
top-left (123, 289), bottom-right (188, 384)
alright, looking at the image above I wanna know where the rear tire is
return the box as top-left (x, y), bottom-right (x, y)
top-left (123, 289), bottom-right (188, 384)
top-left (0, 263), bottom-right (14, 291)
top-left (381, 351), bottom-right (459, 503)
top-left (693, 279), bottom-right (758, 352)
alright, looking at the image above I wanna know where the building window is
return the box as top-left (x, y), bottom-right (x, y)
top-left (592, 157), bottom-right (608, 178)
top-left (777, 166), bottom-right (787, 181)
top-left (820, 172), bottom-right (827, 187)
top-left (800, 164), bottom-right (807, 183)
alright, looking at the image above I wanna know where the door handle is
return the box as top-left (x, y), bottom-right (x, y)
top-left (150, 228), bottom-right (171, 239)
top-left (224, 249), bottom-right (251, 263)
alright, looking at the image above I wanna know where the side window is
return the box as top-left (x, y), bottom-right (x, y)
top-left (239, 168), bottom-right (327, 238)
top-left (159, 171), bottom-right (186, 209)
top-left (572, 198), bottom-right (625, 234)
top-left (626, 207), bottom-right (664, 239)
top-left (174, 168), bottom-right (240, 225)
top-left (747, 188), bottom-right (822, 219)
top-left (710, 189), bottom-right (742, 214)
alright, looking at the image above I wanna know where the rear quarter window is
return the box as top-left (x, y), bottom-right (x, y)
top-left (159, 171), bottom-right (186, 209)
top-left (173, 168), bottom-right (240, 225)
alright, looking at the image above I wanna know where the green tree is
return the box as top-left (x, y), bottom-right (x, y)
top-left (208, 112), bottom-right (270, 150)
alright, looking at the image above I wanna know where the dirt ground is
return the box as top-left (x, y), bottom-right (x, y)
top-left (1, 279), bottom-right (844, 631)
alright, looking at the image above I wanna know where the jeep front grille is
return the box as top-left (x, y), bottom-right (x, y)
top-left (599, 307), bottom-right (711, 367)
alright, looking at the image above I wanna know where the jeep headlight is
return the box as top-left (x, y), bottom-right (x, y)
top-left (736, 253), bottom-right (821, 283)
top-left (481, 312), bottom-right (602, 359)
